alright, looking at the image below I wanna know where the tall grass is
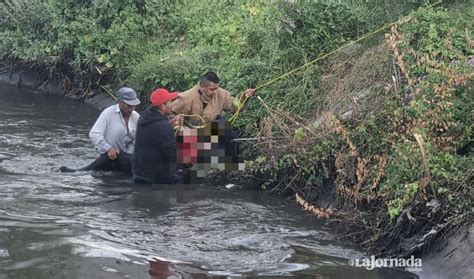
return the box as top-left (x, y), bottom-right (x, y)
top-left (0, 0), bottom-right (443, 133)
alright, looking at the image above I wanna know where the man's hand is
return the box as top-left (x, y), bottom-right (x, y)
top-left (170, 114), bottom-right (184, 127)
top-left (244, 88), bottom-right (256, 98)
top-left (107, 147), bottom-right (119, 160)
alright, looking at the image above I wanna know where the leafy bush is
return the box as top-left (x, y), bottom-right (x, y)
top-left (1, 0), bottom-right (430, 132)
top-left (245, 4), bottom-right (472, 223)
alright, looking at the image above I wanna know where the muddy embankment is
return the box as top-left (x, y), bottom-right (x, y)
top-left (0, 62), bottom-right (114, 110)
top-left (418, 225), bottom-right (473, 279)
top-left (316, 45), bottom-right (472, 279)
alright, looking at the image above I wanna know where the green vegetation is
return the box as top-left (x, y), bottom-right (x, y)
top-left (1, 0), bottom-right (433, 132)
top-left (1, 0), bottom-right (472, 256)
top-left (243, 4), bottom-right (473, 256)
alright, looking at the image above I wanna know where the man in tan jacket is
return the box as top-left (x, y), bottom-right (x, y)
top-left (171, 71), bottom-right (255, 164)
top-left (171, 71), bottom-right (254, 126)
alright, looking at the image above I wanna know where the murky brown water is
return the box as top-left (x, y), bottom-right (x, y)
top-left (0, 85), bottom-right (417, 278)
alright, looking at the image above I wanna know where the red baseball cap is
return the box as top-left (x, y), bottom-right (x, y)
top-left (150, 88), bottom-right (178, 106)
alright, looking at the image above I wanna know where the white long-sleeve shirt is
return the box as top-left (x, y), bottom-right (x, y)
top-left (89, 104), bottom-right (140, 154)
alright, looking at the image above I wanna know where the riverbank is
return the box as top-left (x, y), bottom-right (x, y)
top-left (232, 5), bottom-right (473, 277)
top-left (0, 61), bottom-right (114, 110)
top-left (418, 223), bottom-right (473, 278)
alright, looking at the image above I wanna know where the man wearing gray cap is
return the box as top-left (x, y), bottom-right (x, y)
top-left (60, 87), bottom-right (140, 174)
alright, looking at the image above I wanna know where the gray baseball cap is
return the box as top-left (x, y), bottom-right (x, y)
top-left (117, 87), bottom-right (141, 106)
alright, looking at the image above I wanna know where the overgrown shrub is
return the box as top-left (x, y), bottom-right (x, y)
top-left (1, 0), bottom-right (433, 132)
top-left (243, 5), bottom-right (473, 255)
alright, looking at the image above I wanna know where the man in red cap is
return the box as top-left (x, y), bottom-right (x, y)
top-left (132, 88), bottom-right (184, 184)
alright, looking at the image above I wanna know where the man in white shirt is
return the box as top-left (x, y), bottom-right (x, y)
top-left (60, 87), bottom-right (140, 174)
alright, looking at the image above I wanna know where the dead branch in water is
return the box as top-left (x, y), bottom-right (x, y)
top-left (295, 193), bottom-right (335, 219)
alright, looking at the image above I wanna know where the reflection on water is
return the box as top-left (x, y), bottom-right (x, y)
top-left (0, 85), bottom-right (416, 278)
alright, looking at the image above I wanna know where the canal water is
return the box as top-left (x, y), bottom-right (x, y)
top-left (0, 85), bottom-right (416, 278)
